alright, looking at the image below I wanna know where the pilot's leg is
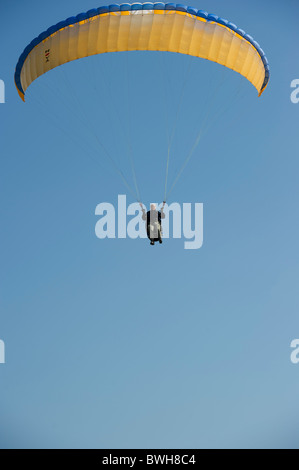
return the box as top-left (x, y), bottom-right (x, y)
top-left (147, 225), bottom-right (155, 245)
top-left (158, 224), bottom-right (162, 244)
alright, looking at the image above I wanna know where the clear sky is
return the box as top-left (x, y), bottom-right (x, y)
top-left (1, 0), bottom-right (299, 449)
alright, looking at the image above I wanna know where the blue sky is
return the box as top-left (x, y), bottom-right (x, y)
top-left (1, 0), bottom-right (299, 449)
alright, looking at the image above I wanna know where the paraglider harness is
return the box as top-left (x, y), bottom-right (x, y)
top-left (147, 219), bottom-right (162, 241)
top-left (140, 203), bottom-right (165, 244)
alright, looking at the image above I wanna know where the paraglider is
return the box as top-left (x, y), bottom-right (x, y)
top-left (14, 3), bottom-right (270, 247)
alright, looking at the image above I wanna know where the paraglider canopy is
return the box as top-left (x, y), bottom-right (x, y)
top-left (14, 2), bottom-right (269, 102)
